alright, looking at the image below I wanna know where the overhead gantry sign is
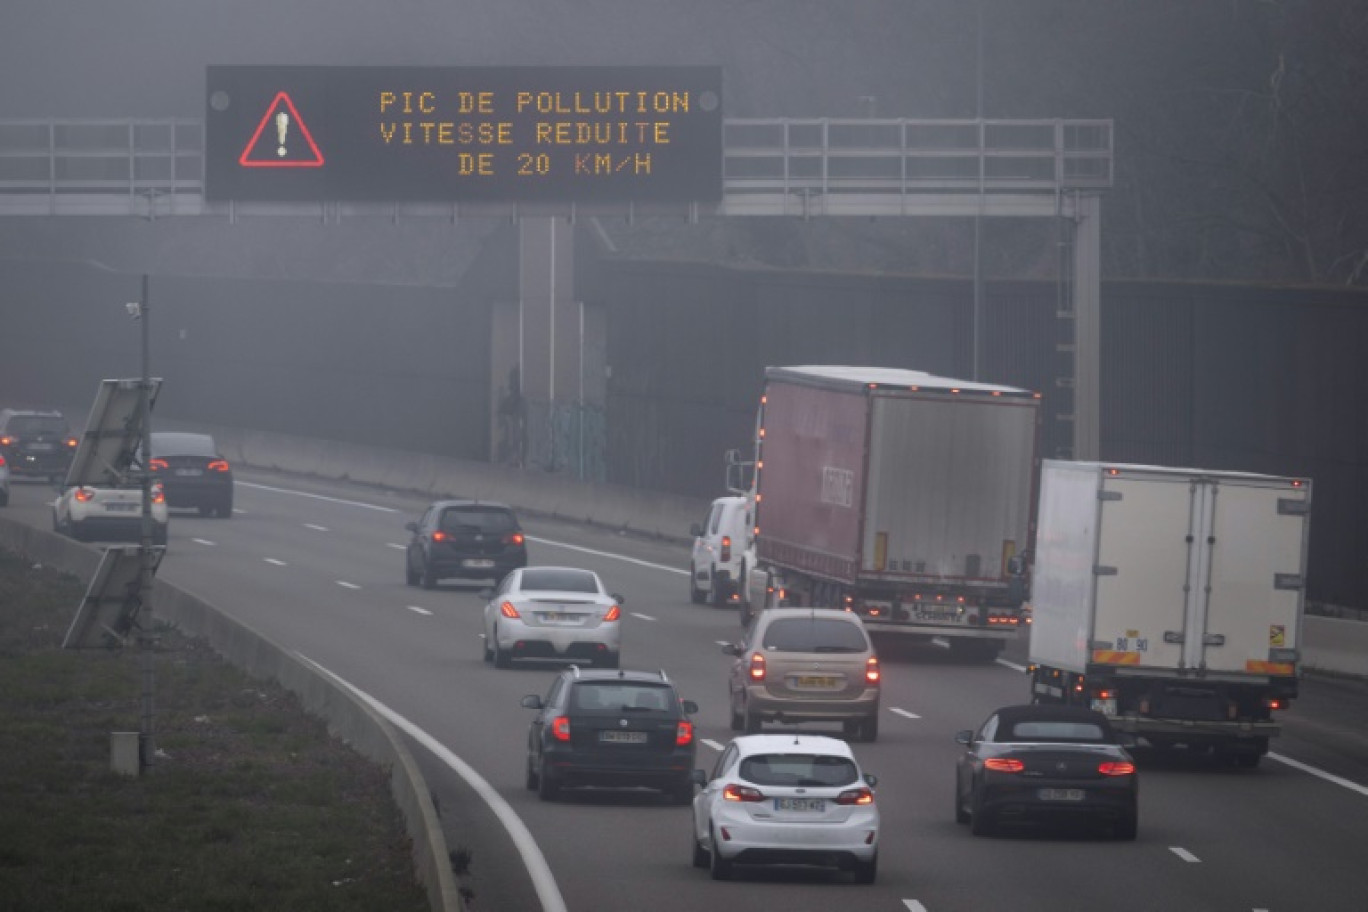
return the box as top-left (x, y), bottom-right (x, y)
top-left (206, 66), bottom-right (723, 203)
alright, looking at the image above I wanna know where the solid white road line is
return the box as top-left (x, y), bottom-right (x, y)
top-left (630, 612), bottom-right (656, 621)
top-left (297, 655), bottom-right (567, 912)
top-left (237, 481), bottom-right (401, 513)
top-left (304, 523), bottom-right (329, 532)
top-left (890, 707), bottom-right (921, 720)
top-left (1170, 847), bottom-right (1201, 863)
top-left (903, 902), bottom-right (929, 912)
top-left (405, 605), bottom-right (433, 616)
top-left (1269, 752), bottom-right (1368, 797)
top-left (526, 535), bottom-right (688, 575)
top-left (336, 581), bottom-right (360, 590)
top-left (263, 558), bottom-right (287, 566)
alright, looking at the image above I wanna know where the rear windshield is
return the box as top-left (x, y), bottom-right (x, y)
top-left (439, 506), bottom-right (518, 535)
top-left (521, 567), bottom-right (598, 593)
top-left (6, 415), bottom-right (67, 436)
top-left (150, 433), bottom-right (217, 457)
top-left (762, 617), bottom-right (868, 653)
top-left (1005, 721), bottom-right (1109, 743)
top-left (571, 683), bottom-right (675, 713)
top-left (740, 753), bottom-right (859, 787)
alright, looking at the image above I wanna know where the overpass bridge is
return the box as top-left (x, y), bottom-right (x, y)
top-left (0, 116), bottom-right (1111, 457)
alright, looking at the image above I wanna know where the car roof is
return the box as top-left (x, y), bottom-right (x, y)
top-left (753, 607), bottom-right (866, 625)
top-left (990, 704), bottom-right (1114, 728)
top-left (563, 667), bottom-right (674, 685)
top-left (730, 734), bottom-right (856, 759)
top-left (430, 498), bottom-right (516, 511)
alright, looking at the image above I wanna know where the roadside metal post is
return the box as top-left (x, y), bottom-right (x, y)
top-left (136, 272), bottom-right (156, 769)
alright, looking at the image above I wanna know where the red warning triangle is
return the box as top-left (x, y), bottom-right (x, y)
top-left (239, 92), bottom-right (324, 168)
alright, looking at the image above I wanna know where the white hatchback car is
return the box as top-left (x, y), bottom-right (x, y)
top-left (53, 484), bottom-right (169, 545)
top-left (691, 734), bottom-right (880, 883)
top-left (481, 566), bottom-right (623, 669)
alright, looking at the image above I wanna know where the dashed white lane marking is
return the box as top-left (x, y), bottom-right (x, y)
top-left (1170, 847), bottom-right (1201, 863)
top-left (702, 739), bottom-right (725, 751)
top-left (526, 535), bottom-right (687, 575)
top-left (386, 542), bottom-right (406, 550)
top-left (715, 639), bottom-right (732, 646)
top-left (237, 481), bottom-right (400, 513)
top-left (890, 707), bottom-right (921, 720)
top-left (405, 605), bottom-right (433, 616)
top-left (264, 558), bottom-right (287, 566)
top-left (304, 523), bottom-right (329, 532)
top-left (630, 612), bottom-right (656, 621)
top-left (1269, 752), bottom-right (1368, 797)
top-left (190, 538), bottom-right (216, 546)
top-left (903, 902), bottom-right (929, 912)
top-left (336, 581), bottom-right (360, 590)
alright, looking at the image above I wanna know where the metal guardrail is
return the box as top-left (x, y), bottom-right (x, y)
top-left (0, 117), bottom-right (1112, 217)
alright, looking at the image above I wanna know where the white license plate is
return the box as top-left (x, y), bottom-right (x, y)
top-left (540, 612), bottom-right (581, 623)
top-left (462, 558), bottom-right (495, 569)
top-left (1038, 788), bottom-right (1085, 801)
top-left (791, 674), bottom-right (840, 689)
top-left (106, 502), bottom-right (138, 512)
top-left (599, 731), bottom-right (647, 744)
top-left (174, 468), bottom-right (203, 477)
top-left (775, 797), bottom-right (826, 812)
top-left (917, 610), bottom-right (962, 622)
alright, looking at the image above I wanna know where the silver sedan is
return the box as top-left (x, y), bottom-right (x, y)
top-left (481, 566), bottom-right (623, 669)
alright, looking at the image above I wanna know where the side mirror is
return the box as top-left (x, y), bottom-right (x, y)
top-left (721, 643), bottom-right (743, 657)
top-left (404, 521), bottom-right (418, 533)
top-left (1007, 554), bottom-right (1026, 576)
top-left (691, 769), bottom-right (707, 787)
top-left (1117, 732), bottom-right (1139, 748)
top-left (520, 695), bottom-right (543, 710)
top-left (478, 588), bottom-right (494, 600)
top-left (864, 773), bottom-right (878, 789)
top-left (681, 699), bottom-right (699, 715)
top-left (955, 729), bottom-right (974, 745)
top-left (690, 523), bottom-right (703, 538)
top-left (611, 593), bottom-right (625, 605)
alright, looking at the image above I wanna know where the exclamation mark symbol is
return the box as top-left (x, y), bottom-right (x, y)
top-left (276, 110), bottom-right (290, 158)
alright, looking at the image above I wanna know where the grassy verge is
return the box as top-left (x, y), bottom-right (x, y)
top-left (0, 546), bottom-right (430, 912)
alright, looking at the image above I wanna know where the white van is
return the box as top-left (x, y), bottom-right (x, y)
top-left (689, 495), bottom-right (749, 607)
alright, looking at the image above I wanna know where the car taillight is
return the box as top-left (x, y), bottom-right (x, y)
top-left (0, 454), bottom-right (5, 466)
top-left (499, 601), bottom-right (521, 619)
top-left (603, 605), bottom-right (621, 622)
top-left (149, 458), bottom-right (169, 471)
top-left (208, 459), bottom-right (230, 472)
top-left (720, 535), bottom-right (731, 562)
top-left (836, 787), bottom-right (875, 806)
top-left (748, 652), bottom-right (766, 681)
top-left (0, 436), bottom-right (12, 446)
top-left (65, 437), bottom-right (78, 449)
top-left (675, 720), bottom-right (694, 746)
top-left (432, 530), bottom-right (447, 542)
top-left (865, 656), bottom-right (881, 685)
top-left (152, 485), bottom-right (165, 505)
top-left (984, 758), bottom-right (1025, 773)
top-left (74, 487), bottom-right (95, 503)
top-left (722, 784), bottom-right (765, 803)
top-left (551, 717), bottom-right (571, 741)
top-left (506, 532), bottom-right (525, 546)
top-left (1098, 761), bottom-right (1135, 777)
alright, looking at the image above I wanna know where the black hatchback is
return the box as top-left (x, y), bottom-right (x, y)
top-left (521, 668), bottom-right (700, 804)
top-left (404, 499), bottom-right (527, 588)
top-left (0, 409), bottom-right (78, 482)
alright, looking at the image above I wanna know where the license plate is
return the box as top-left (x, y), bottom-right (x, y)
top-left (599, 731), bottom-right (647, 744)
top-left (540, 612), bottom-right (580, 623)
top-left (1038, 788), bottom-right (1085, 801)
top-left (174, 468), bottom-right (202, 477)
top-left (793, 674), bottom-right (839, 689)
top-left (106, 502), bottom-right (138, 512)
top-left (917, 609), bottom-right (961, 622)
top-left (462, 558), bottom-right (495, 569)
top-left (775, 797), bottom-right (826, 812)
top-left (28, 443), bottom-right (54, 452)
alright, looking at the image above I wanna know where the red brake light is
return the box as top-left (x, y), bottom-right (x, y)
top-left (431, 530), bottom-right (447, 542)
top-left (152, 484), bottom-right (165, 505)
top-left (0, 436), bottom-right (12, 446)
top-left (720, 535), bottom-right (731, 562)
top-left (551, 716), bottom-right (571, 742)
top-left (722, 783), bottom-right (765, 803)
top-left (865, 656), bottom-right (881, 685)
top-left (984, 758), bottom-right (1025, 773)
top-left (0, 454), bottom-right (5, 466)
top-left (149, 458), bottom-right (169, 471)
top-left (499, 601), bottom-right (521, 619)
top-left (675, 720), bottom-right (694, 746)
top-left (74, 487), bottom-right (95, 503)
top-left (65, 437), bottom-right (78, 448)
top-left (835, 787), bottom-right (875, 806)
top-left (603, 605), bottom-right (621, 622)
top-left (208, 459), bottom-right (230, 472)
top-left (507, 531), bottom-right (525, 546)
top-left (1098, 761), bottom-right (1135, 777)
top-left (747, 653), bottom-right (766, 681)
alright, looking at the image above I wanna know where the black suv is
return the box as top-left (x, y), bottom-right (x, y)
top-left (404, 499), bottom-right (527, 588)
top-left (521, 668), bottom-right (700, 804)
top-left (0, 409), bottom-right (78, 482)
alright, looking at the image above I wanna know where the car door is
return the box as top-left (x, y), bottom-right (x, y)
top-left (695, 742), bottom-right (738, 841)
top-left (528, 675), bottom-right (565, 765)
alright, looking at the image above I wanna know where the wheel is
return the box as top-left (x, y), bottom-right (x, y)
top-left (954, 784), bottom-right (970, 824)
top-left (689, 562), bottom-right (706, 604)
top-left (743, 700), bottom-right (762, 734)
top-left (525, 755), bottom-right (539, 791)
top-left (1114, 807), bottom-right (1138, 841)
top-left (537, 757), bottom-right (560, 801)
top-left (216, 497), bottom-right (233, 518)
top-left (708, 828), bottom-right (732, 881)
top-left (197, 504), bottom-right (213, 517)
top-left (405, 557), bottom-right (420, 587)
top-left (420, 557), bottom-right (438, 590)
top-left (668, 777), bottom-right (694, 806)
top-left (709, 566), bottom-right (726, 607)
top-left (860, 714), bottom-right (879, 743)
top-left (153, 526), bottom-right (168, 547)
top-left (493, 633), bottom-right (512, 669)
top-left (852, 852), bottom-right (877, 884)
top-left (0, 490), bottom-right (8, 507)
top-left (728, 692), bottom-right (744, 731)
top-left (481, 633), bottom-right (493, 663)
top-left (691, 832), bottom-right (709, 869)
top-left (969, 785), bottom-right (994, 837)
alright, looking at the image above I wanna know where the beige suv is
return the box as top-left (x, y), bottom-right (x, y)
top-left (724, 608), bottom-right (882, 742)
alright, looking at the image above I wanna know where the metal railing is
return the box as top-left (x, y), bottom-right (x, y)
top-left (0, 117), bottom-right (1111, 217)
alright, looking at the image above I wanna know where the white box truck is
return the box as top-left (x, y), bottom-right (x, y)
top-left (1027, 459), bottom-right (1311, 767)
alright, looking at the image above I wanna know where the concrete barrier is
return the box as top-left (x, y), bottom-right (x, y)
top-left (1303, 616), bottom-right (1368, 679)
top-left (0, 516), bottom-right (463, 912)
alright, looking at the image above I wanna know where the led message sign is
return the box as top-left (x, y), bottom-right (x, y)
top-left (205, 66), bottom-right (722, 203)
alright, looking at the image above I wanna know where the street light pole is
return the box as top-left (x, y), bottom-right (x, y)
top-left (135, 272), bottom-right (156, 769)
